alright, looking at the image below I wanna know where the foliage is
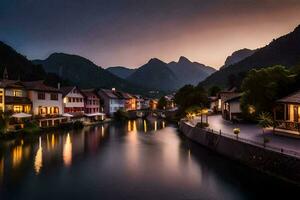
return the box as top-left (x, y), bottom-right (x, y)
top-left (195, 122), bottom-right (209, 128)
top-left (233, 128), bottom-right (240, 138)
top-left (241, 66), bottom-right (295, 120)
top-left (73, 121), bottom-right (84, 129)
top-left (114, 109), bottom-right (129, 119)
top-left (175, 85), bottom-right (209, 111)
top-left (258, 112), bottom-right (274, 133)
top-left (157, 96), bottom-right (167, 109)
top-left (208, 85), bottom-right (221, 96)
top-left (0, 111), bottom-right (12, 134)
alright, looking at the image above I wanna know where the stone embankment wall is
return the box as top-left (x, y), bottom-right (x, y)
top-left (179, 121), bottom-right (300, 184)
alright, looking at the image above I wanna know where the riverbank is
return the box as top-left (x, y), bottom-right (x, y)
top-left (179, 120), bottom-right (300, 185)
top-left (0, 118), bottom-right (113, 140)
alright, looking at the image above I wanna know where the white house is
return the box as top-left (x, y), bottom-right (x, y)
top-left (223, 94), bottom-right (242, 121)
top-left (61, 86), bottom-right (85, 116)
top-left (23, 81), bottom-right (65, 127)
top-left (97, 89), bottom-right (126, 116)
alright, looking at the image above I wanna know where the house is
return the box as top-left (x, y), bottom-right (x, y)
top-left (164, 95), bottom-right (176, 110)
top-left (223, 94), bottom-right (242, 121)
top-left (23, 81), bottom-right (65, 127)
top-left (218, 87), bottom-right (240, 118)
top-left (149, 99), bottom-right (158, 110)
top-left (0, 80), bottom-right (32, 114)
top-left (274, 90), bottom-right (300, 136)
top-left (209, 96), bottom-right (221, 113)
top-left (98, 88), bottom-right (126, 116)
top-left (61, 86), bottom-right (85, 117)
top-left (81, 89), bottom-right (105, 121)
top-left (122, 92), bottom-right (136, 111)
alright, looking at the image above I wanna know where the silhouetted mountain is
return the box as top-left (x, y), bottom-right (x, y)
top-left (220, 48), bottom-right (256, 69)
top-left (200, 24), bottom-right (300, 88)
top-left (168, 56), bottom-right (216, 85)
top-left (106, 66), bottom-right (136, 79)
top-left (0, 41), bottom-right (46, 80)
top-left (127, 58), bottom-right (180, 91)
top-left (33, 53), bottom-right (147, 94)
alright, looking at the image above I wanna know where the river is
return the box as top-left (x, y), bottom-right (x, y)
top-left (0, 119), bottom-right (299, 199)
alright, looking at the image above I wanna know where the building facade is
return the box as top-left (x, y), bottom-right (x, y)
top-left (61, 86), bottom-right (85, 115)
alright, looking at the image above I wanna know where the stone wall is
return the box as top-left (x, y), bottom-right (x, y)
top-left (179, 121), bottom-right (300, 185)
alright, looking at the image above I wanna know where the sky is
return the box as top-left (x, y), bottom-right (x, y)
top-left (1, 0), bottom-right (300, 69)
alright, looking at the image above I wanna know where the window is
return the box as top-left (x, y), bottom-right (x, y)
top-left (68, 97), bottom-right (72, 102)
top-left (0, 95), bottom-right (2, 103)
top-left (13, 105), bottom-right (23, 113)
top-left (13, 90), bottom-right (22, 97)
top-left (38, 92), bottom-right (45, 100)
top-left (39, 107), bottom-right (47, 115)
top-left (51, 93), bottom-right (58, 100)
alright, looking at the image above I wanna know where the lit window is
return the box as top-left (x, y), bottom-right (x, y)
top-left (13, 90), bottom-right (22, 97)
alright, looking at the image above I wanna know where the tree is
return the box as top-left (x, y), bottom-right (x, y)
top-left (157, 96), bottom-right (167, 110)
top-left (258, 112), bottom-right (274, 147)
top-left (0, 111), bottom-right (12, 134)
top-left (208, 86), bottom-right (221, 97)
top-left (241, 65), bottom-right (295, 120)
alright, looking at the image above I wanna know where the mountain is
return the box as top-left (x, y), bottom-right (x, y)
top-left (106, 66), bottom-right (136, 79)
top-left (200, 24), bottom-right (300, 88)
top-left (0, 41), bottom-right (46, 80)
top-left (220, 48), bottom-right (256, 69)
top-left (33, 53), bottom-right (147, 94)
top-left (168, 56), bottom-right (216, 85)
top-left (127, 58), bottom-right (180, 91)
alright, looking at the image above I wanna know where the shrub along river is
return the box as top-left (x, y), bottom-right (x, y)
top-left (0, 119), bottom-right (299, 199)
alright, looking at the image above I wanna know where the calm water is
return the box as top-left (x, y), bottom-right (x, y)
top-left (0, 119), bottom-right (299, 200)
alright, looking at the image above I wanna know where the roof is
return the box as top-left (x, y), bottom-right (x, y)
top-left (224, 93), bottom-right (242, 103)
top-left (277, 90), bottom-right (300, 104)
top-left (81, 89), bottom-right (100, 98)
top-left (98, 89), bottom-right (134, 100)
top-left (22, 81), bottom-right (61, 93)
top-left (0, 80), bottom-right (25, 89)
top-left (60, 86), bottom-right (75, 97)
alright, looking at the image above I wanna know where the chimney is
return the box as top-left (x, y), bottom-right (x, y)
top-left (57, 82), bottom-right (61, 90)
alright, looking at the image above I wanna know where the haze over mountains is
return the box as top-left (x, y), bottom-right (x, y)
top-left (107, 56), bottom-right (216, 90)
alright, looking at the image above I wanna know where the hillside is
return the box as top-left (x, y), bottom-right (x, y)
top-left (33, 53), bottom-right (148, 94)
top-left (200, 24), bottom-right (300, 88)
top-left (220, 48), bottom-right (256, 69)
top-left (106, 66), bottom-right (136, 79)
top-left (127, 58), bottom-right (180, 91)
top-left (168, 56), bottom-right (216, 85)
top-left (0, 41), bottom-right (46, 80)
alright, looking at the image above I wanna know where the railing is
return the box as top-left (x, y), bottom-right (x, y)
top-left (276, 120), bottom-right (300, 133)
top-left (185, 121), bottom-right (300, 159)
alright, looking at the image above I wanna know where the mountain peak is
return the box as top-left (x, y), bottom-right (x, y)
top-left (148, 58), bottom-right (164, 65)
top-left (178, 56), bottom-right (191, 63)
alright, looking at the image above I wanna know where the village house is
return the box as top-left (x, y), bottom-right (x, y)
top-left (0, 80), bottom-right (32, 114)
top-left (98, 88), bottom-right (126, 116)
top-left (274, 90), bottom-right (300, 137)
top-left (23, 81), bottom-right (65, 127)
top-left (223, 94), bottom-right (242, 121)
top-left (209, 96), bottom-right (221, 113)
top-left (122, 92), bottom-right (136, 111)
top-left (81, 89), bottom-right (105, 121)
top-left (61, 86), bottom-right (85, 118)
top-left (218, 87), bottom-right (240, 118)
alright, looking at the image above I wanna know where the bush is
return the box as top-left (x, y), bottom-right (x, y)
top-left (73, 121), bottom-right (83, 129)
top-left (233, 128), bottom-right (240, 138)
top-left (196, 122), bottom-right (209, 128)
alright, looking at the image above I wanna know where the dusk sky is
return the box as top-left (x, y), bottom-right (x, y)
top-left (1, 0), bottom-right (300, 69)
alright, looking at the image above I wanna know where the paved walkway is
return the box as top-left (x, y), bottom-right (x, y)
top-left (191, 115), bottom-right (300, 155)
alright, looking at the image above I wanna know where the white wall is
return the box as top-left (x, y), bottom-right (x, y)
top-left (28, 91), bottom-right (63, 115)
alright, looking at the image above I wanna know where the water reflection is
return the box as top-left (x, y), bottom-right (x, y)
top-left (63, 133), bottom-right (72, 167)
top-left (0, 119), bottom-right (297, 200)
top-left (34, 137), bottom-right (43, 174)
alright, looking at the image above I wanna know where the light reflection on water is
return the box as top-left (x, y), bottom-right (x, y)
top-left (0, 119), bottom-right (299, 200)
